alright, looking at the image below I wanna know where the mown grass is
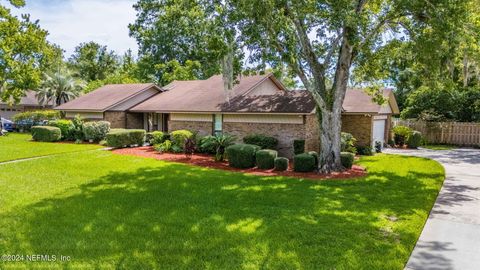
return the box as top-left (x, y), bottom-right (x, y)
top-left (422, 144), bottom-right (457, 150)
top-left (0, 141), bottom-right (444, 269)
top-left (0, 133), bottom-right (102, 162)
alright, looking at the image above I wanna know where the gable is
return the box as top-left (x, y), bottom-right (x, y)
top-left (109, 87), bottom-right (160, 111)
top-left (247, 78), bottom-right (283, 96)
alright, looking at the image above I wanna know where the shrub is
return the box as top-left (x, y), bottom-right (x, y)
top-left (184, 138), bottom-right (196, 157)
top-left (375, 141), bottom-right (382, 153)
top-left (31, 126), bottom-right (61, 142)
top-left (48, 119), bottom-right (73, 140)
top-left (341, 132), bottom-right (357, 154)
top-left (106, 129), bottom-right (146, 148)
top-left (226, 144), bottom-right (261, 169)
top-left (170, 130), bottom-right (194, 149)
top-left (356, 145), bottom-right (373, 156)
top-left (83, 121), bottom-right (110, 142)
top-left (200, 134), bottom-right (236, 161)
top-left (308, 151), bottom-right (319, 168)
top-left (393, 125), bottom-right (413, 146)
top-left (293, 153), bottom-right (316, 172)
top-left (147, 131), bottom-right (169, 145)
top-left (13, 110), bottom-right (60, 131)
top-left (274, 157), bottom-right (289, 171)
top-left (71, 115), bottom-right (85, 141)
top-left (154, 140), bottom-right (172, 153)
top-left (407, 130), bottom-right (422, 149)
top-left (293, 139), bottom-right (305, 155)
top-left (243, 134), bottom-right (278, 150)
top-left (255, 149), bottom-right (278, 169)
top-left (340, 152), bottom-right (355, 169)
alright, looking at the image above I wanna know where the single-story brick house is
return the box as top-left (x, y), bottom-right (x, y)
top-left (0, 90), bottom-right (53, 120)
top-left (56, 74), bottom-right (399, 156)
top-left (55, 83), bottom-right (163, 128)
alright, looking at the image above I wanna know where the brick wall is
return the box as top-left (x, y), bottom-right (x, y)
top-left (169, 120), bottom-right (213, 136)
top-left (104, 111), bottom-right (126, 129)
top-left (341, 114), bottom-right (372, 146)
top-left (126, 113), bottom-right (144, 129)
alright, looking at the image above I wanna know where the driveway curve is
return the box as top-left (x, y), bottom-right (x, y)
top-left (384, 148), bottom-right (480, 270)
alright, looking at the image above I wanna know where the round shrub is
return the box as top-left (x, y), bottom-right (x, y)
top-left (340, 152), bottom-right (355, 169)
top-left (293, 153), bottom-right (316, 172)
top-left (226, 144), bottom-right (261, 169)
top-left (293, 139), bottom-right (305, 155)
top-left (147, 131), bottom-right (169, 145)
top-left (308, 151), bottom-right (319, 168)
top-left (341, 132), bottom-right (357, 154)
top-left (170, 130), bottom-right (194, 149)
top-left (255, 149), bottom-right (278, 169)
top-left (393, 125), bottom-right (412, 146)
top-left (356, 145), bottom-right (373, 156)
top-left (48, 119), bottom-right (73, 140)
top-left (31, 126), bottom-right (61, 142)
top-left (83, 121), bottom-right (111, 142)
top-left (243, 134), bottom-right (278, 150)
top-left (274, 157), bottom-right (289, 171)
top-left (407, 130), bottom-right (422, 149)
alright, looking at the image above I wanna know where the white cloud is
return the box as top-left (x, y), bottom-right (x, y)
top-left (11, 0), bottom-right (139, 57)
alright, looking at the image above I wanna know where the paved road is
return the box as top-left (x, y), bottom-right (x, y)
top-left (384, 148), bottom-right (480, 270)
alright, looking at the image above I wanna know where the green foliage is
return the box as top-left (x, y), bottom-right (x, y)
top-left (357, 146), bottom-right (373, 156)
top-left (83, 121), bottom-right (111, 142)
top-left (170, 130), bottom-right (194, 150)
top-left (393, 126), bottom-right (413, 146)
top-left (243, 134), bottom-right (278, 150)
top-left (0, 4), bottom-right (61, 102)
top-left (147, 131), bottom-right (169, 145)
top-left (340, 152), bottom-right (355, 169)
top-left (48, 119), bottom-right (73, 140)
top-left (200, 134), bottom-right (236, 161)
top-left (156, 60), bottom-right (202, 85)
top-left (226, 144), bottom-right (261, 169)
top-left (184, 137), bottom-right (197, 157)
top-left (106, 129), bottom-right (146, 148)
top-left (341, 132), bottom-right (357, 154)
top-left (255, 149), bottom-right (278, 170)
top-left (154, 140), bottom-right (173, 153)
top-left (308, 151), bottom-right (319, 168)
top-left (68, 41), bottom-right (120, 82)
top-left (406, 131), bottom-right (423, 149)
top-left (293, 153), bottom-right (316, 173)
top-left (13, 110), bottom-right (60, 123)
top-left (274, 157), bottom-right (289, 171)
top-left (83, 72), bottom-right (141, 94)
top-left (36, 71), bottom-right (83, 106)
top-left (293, 140), bottom-right (305, 155)
top-left (71, 115), bottom-right (85, 141)
top-left (31, 126), bottom-right (61, 142)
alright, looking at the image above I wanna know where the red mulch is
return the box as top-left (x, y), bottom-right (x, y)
top-left (111, 146), bottom-right (367, 180)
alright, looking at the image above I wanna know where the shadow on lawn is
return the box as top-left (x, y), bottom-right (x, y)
top-left (0, 159), bottom-right (445, 269)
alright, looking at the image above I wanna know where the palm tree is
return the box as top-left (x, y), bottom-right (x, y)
top-left (36, 71), bottom-right (84, 106)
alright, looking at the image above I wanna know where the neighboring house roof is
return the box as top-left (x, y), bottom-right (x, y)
top-left (342, 88), bottom-right (400, 114)
top-left (0, 90), bottom-right (52, 107)
top-left (130, 74), bottom-right (289, 113)
top-left (55, 83), bottom-right (162, 112)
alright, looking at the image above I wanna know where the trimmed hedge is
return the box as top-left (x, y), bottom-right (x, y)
top-left (293, 139), bottom-right (305, 155)
top-left (407, 131), bottom-right (422, 149)
top-left (255, 149), bottom-right (278, 169)
top-left (48, 119), bottom-right (73, 140)
top-left (170, 130), bottom-right (194, 149)
top-left (31, 126), bottom-right (61, 142)
top-left (274, 157), bottom-right (289, 171)
top-left (226, 144), bottom-right (261, 169)
top-left (106, 129), bottom-right (146, 148)
top-left (293, 153), bottom-right (316, 172)
top-left (357, 145), bottom-right (373, 156)
top-left (308, 151), bottom-right (319, 168)
top-left (83, 121), bottom-right (110, 142)
top-left (243, 134), bottom-right (278, 150)
top-left (340, 152), bottom-right (355, 169)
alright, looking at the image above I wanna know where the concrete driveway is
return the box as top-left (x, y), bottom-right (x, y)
top-left (384, 148), bottom-right (480, 270)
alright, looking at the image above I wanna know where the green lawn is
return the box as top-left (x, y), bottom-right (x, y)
top-left (0, 133), bottom-right (102, 162)
top-left (0, 140), bottom-right (445, 269)
top-left (422, 144), bottom-right (457, 150)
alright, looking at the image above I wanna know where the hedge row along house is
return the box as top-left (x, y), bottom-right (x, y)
top-left (55, 74), bottom-right (399, 156)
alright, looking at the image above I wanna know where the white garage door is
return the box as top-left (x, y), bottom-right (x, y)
top-left (373, 119), bottom-right (386, 148)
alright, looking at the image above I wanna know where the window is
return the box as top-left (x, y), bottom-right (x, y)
top-left (213, 114), bottom-right (223, 135)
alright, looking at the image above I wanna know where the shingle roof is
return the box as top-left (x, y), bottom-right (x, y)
top-left (130, 74), bottom-right (288, 113)
top-left (0, 90), bottom-right (52, 106)
top-left (55, 83), bottom-right (161, 112)
top-left (342, 88), bottom-right (399, 114)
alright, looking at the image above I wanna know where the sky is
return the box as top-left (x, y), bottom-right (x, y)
top-left (10, 0), bottom-right (139, 58)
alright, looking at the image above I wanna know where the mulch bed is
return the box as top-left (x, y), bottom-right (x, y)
top-left (112, 146), bottom-right (367, 180)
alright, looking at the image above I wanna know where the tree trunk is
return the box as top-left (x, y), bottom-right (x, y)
top-left (317, 109), bottom-right (343, 173)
